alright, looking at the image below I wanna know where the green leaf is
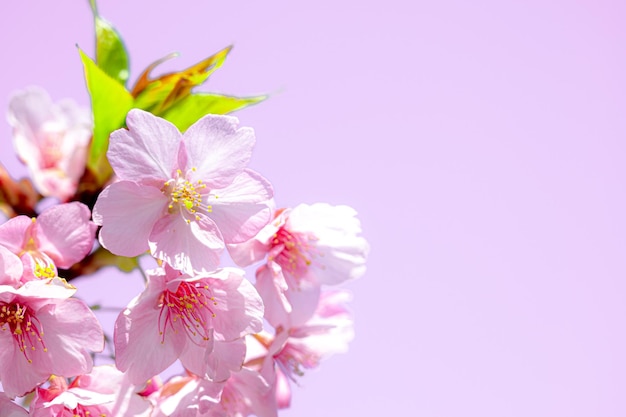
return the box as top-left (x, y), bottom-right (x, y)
top-left (161, 93), bottom-right (267, 131)
top-left (95, 17), bottom-right (130, 85)
top-left (88, 0), bottom-right (97, 13)
top-left (88, 0), bottom-right (129, 85)
top-left (115, 255), bottom-right (139, 272)
top-left (131, 46), bottom-right (233, 115)
top-left (79, 48), bottom-right (134, 183)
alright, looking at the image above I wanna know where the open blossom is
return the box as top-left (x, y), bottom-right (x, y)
top-left (7, 87), bottom-right (92, 201)
top-left (0, 278), bottom-right (104, 398)
top-left (114, 266), bottom-right (264, 385)
top-left (93, 109), bottom-right (274, 275)
top-left (232, 203), bottom-right (368, 284)
top-left (230, 203), bottom-right (368, 326)
top-left (29, 366), bottom-right (152, 417)
top-left (0, 202), bottom-right (96, 283)
top-left (259, 290), bottom-right (354, 408)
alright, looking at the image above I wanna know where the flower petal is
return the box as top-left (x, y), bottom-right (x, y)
top-left (183, 114), bottom-right (255, 189)
top-left (201, 339), bottom-right (247, 382)
top-left (35, 202), bottom-right (97, 268)
top-left (35, 299), bottom-right (104, 377)
top-left (255, 264), bottom-right (291, 329)
top-left (0, 245), bottom-right (23, 287)
top-left (209, 269), bottom-right (264, 341)
top-left (148, 214), bottom-right (223, 274)
top-left (108, 109), bottom-right (181, 183)
top-left (209, 169), bottom-right (274, 244)
top-left (0, 330), bottom-right (49, 398)
top-left (0, 215), bottom-right (31, 254)
top-left (114, 289), bottom-right (185, 385)
top-left (0, 391), bottom-right (30, 415)
top-left (93, 181), bottom-right (167, 257)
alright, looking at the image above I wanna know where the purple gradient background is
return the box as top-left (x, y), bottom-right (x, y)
top-left (2, 1), bottom-right (626, 416)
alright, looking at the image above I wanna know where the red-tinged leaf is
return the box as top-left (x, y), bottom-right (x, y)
top-left (131, 46), bottom-right (232, 114)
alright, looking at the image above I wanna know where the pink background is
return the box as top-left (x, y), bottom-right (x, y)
top-left (2, 1), bottom-right (626, 415)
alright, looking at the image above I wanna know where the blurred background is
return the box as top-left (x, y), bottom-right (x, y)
top-left (2, 0), bottom-right (626, 415)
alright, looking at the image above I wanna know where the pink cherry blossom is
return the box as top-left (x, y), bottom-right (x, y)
top-left (7, 87), bottom-right (92, 201)
top-left (29, 366), bottom-right (152, 417)
top-left (232, 204), bottom-right (368, 284)
top-left (92, 109), bottom-right (274, 275)
top-left (0, 202), bottom-right (96, 283)
top-left (114, 266), bottom-right (264, 385)
top-left (230, 203), bottom-right (367, 326)
top-left (258, 290), bottom-right (354, 407)
top-left (0, 278), bottom-right (104, 398)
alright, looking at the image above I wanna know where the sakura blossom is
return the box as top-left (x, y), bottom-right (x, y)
top-left (92, 109), bottom-right (274, 275)
top-left (0, 9), bottom-right (368, 414)
top-left (230, 203), bottom-right (368, 326)
top-left (0, 202), bottom-right (96, 283)
top-left (258, 290), bottom-right (354, 408)
top-left (232, 204), bottom-right (368, 284)
top-left (29, 366), bottom-right (152, 417)
top-left (114, 266), bottom-right (264, 385)
top-left (0, 278), bottom-right (104, 399)
top-left (7, 87), bottom-right (92, 201)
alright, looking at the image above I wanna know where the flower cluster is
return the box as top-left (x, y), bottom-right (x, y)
top-left (0, 95), bottom-right (368, 415)
top-left (0, 4), bottom-right (368, 415)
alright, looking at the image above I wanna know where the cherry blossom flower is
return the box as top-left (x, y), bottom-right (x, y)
top-left (230, 203), bottom-right (368, 326)
top-left (29, 366), bottom-right (152, 417)
top-left (233, 204), bottom-right (368, 283)
top-left (93, 109), bottom-right (274, 275)
top-left (7, 87), bottom-right (92, 201)
top-left (0, 278), bottom-right (104, 398)
top-left (114, 266), bottom-right (264, 385)
top-left (257, 290), bottom-right (354, 407)
top-left (0, 202), bottom-right (96, 283)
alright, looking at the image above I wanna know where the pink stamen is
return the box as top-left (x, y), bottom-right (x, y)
top-left (270, 228), bottom-right (318, 277)
top-left (0, 302), bottom-right (47, 363)
top-left (157, 281), bottom-right (217, 345)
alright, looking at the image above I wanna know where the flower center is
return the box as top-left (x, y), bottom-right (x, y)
top-left (34, 260), bottom-right (57, 279)
top-left (277, 340), bottom-right (319, 381)
top-left (162, 169), bottom-right (211, 224)
top-left (0, 303), bottom-right (47, 363)
top-left (39, 125), bottom-right (65, 169)
top-left (157, 281), bottom-right (218, 345)
top-left (270, 228), bottom-right (318, 277)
